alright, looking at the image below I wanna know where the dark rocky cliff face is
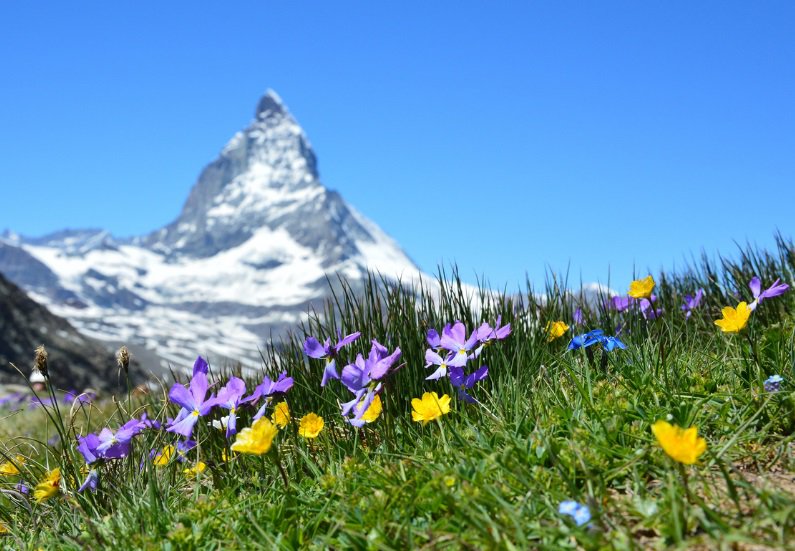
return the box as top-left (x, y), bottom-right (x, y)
top-left (0, 272), bottom-right (125, 391)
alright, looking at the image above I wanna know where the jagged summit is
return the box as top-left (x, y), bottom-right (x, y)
top-left (143, 90), bottom-right (329, 258)
top-left (0, 90), bottom-right (420, 369)
top-left (255, 89), bottom-right (287, 119)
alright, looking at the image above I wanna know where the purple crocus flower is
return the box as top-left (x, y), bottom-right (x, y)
top-left (573, 308), bottom-right (584, 326)
top-left (243, 371), bottom-right (295, 421)
top-left (214, 377), bottom-right (247, 438)
top-left (304, 331), bottom-right (361, 386)
top-left (166, 372), bottom-right (218, 438)
top-left (449, 364), bottom-right (489, 403)
top-left (78, 469), bottom-right (99, 493)
top-left (681, 289), bottom-right (705, 319)
top-left (192, 356), bottom-right (209, 377)
top-left (749, 276), bottom-right (789, 311)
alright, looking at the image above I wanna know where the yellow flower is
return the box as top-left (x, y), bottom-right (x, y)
top-left (231, 417), bottom-right (279, 455)
top-left (0, 522), bottom-right (8, 534)
top-left (651, 420), bottom-right (707, 465)
top-left (153, 445), bottom-right (174, 467)
top-left (272, 401), bottom-right (291, 429)
top-left (298, 413), bottom-right (324, 439)
top-left (545, 321), bottom-right (569, 342)
top-left (628, 275), bottom-right (655, 299)
top-left (411, 392), bottom-right (451, 425)
top-left (355, 394), bottom-right (383, 424)
top-left (714, 302), bottom-right (751, 333)
top-left (0, 455), bottom-right (25, 476)
top-left (183, 461), bottom-right (206, 477)
top-left (33, 468), bottom-right (61, 503)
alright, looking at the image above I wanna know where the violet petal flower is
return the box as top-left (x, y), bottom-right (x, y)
top-left (681, 288), bottom-right (704, 319)
top-left (304, 332), bottom-right (361, 386)
top-left (166, 372), bottom-right (217, 438)
top-left (426, 328), bottom-right (441, 348)
top-left (749, 276), bottom-right (789, 310)
top-left (610, 296), bottom-right (634, 312)
top-left (77, 433), bottom-right (101, 464)
top-left (78, 469), bottom-right (99, 493)
top-left (215, 376), bottom-right (247, 438)
top-left (449, 364), bottom-right (489, 404)
top-left (192, 356), bottom-right (209, 377)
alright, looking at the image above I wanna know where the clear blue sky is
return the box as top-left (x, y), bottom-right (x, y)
top-left (1, 2), bottom-right (794, 291)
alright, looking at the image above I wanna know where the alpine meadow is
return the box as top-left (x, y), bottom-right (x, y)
top-left (1, 237), bottom-right (795, 549)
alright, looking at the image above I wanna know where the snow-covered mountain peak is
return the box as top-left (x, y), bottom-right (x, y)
top-left (255, 89), bottom-right (287, 119)
top-left (143, 91), bottom-right (327, 258)
top-left (1, 89), bottom-right (421, 370)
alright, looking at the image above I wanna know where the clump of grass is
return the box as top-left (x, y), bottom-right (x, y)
top-left (1, 236), bottom-right (795, 549)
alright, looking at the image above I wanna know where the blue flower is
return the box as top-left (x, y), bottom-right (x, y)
top-left (601, 336), bottom-right (626, 352)
top-left (558, 500), bottom-right (591, 526)
top-left (764, 374), bottom-right (784, 393)
top-left (568, 330), bottom-right (625, 352)
top-left (567, 330), bottom-right (604, 350)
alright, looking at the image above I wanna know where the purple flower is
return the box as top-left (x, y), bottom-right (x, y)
top-left (426, 328), bottom-right (441, 348)
top-left (475, 316), bottom-right (512, 343)
top-left (559, 500), bottom-right (591, 526)
top-left (681, 289), bottom-right (705, 319)
top-left (639, 295), bottom-right (663, 320)
top-left (609, 296), bottom-right (634, 313)
top-left (175, 439), bottom-right (196, 461)
top-left (243, 371), bottom-right (295, 421)
top-left (573, 308), bottom-right (584, 326)
top-left (304, 331), bottom-right (361, 386)
top-left (341, 341), bottom-right (401, 393)
top-left (166, 372), bottom-right (218, 438)
top-left (214, 377), bottom-right (247, 437)
top-left (339, 340), bottom-right (400, 426)
top-left (440, 322), bottom-right (479, 364)
top-left (94, 417), bottom-right (146, 459)
top-left (764, 374), bottom-right (783, 393)
top-left (78, 469), bottom-right (99, 493)
top-left (749, 276), bottom-right (789, 311)
top-left (15, 481), bottom-right (29, 495)
top-left (192, 356), bottom-right (209, 377)
top-left (449, 364), bottom-right (489, 403)
top-left (77, 433), bottom-right (101, 464)
top-left (424, 348), bottom-right (466, 381)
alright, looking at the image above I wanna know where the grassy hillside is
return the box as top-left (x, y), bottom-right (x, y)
top-left (2, 237), bottom-right (795, 549)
